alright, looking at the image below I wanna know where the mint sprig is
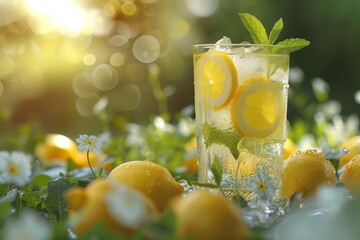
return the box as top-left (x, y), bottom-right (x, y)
top-left (239, 13), bottom-right (310, 53)
top-left (202, 122), bottom-right (242, 159)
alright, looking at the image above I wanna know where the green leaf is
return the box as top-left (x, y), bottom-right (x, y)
top-left (233, 194), bottom-right (248, 208)
top-left (188, 181), bottom-right (218, 189)
top-left (0, 188), bottom-right (18, 203)
top-left (202, 122), bottom-right (242, 159)
top-left (276, 38), bottom-right (311, 53)
top-left (211, 157), bottom-right (223, 187)
top-left (44, 177), bottom-right (72, 222)
top-left (269, 18), bottom-right (283, 44)
top-left (22, 191), bottom-right (42, 208)
top-left (33, 174), bottom-right (52, 190)
top-left (239, 13), bottom-right (269, 44)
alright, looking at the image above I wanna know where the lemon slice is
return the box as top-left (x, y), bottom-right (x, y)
top-left (231, 76), bottom-right (285, 138)
top-left (195, 51), bottom-right (237, 110)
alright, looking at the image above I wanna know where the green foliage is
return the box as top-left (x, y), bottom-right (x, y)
top-left (44, 177), bottom-right (72, 222)
top-left (239, 12), bottom-right (310, 53)
top-left (202, 122), bottom-right (242, 159)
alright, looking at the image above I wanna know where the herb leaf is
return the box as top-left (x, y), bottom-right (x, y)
top-left (276, 38), bottom-right (311, 53)
top-left (239, 13), bottom-right (269, 44)
top-left (202, 122), bottom-right (242, 159)
top-left (211, 157), bottom-right (223, 187)
top-left (269, 18), bottom-right (283, 44)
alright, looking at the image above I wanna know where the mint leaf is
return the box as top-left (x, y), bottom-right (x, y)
top-left (202, 122), bottom-right (242, 159)
top-left (276, 38), bottom-right (310, 53)
top-left (269, 18), bottom-right (283, 44)
top-left (239, 13), bottom-right (269, 44)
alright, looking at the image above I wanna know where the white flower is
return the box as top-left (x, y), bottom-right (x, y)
top-left (320, 139), bottom-right (349, 160)
top-left (105, 181), bottom-right (148, 229)
top-left (0, 151), bottom-right (32, 187)
top-left (76, 134), bottom-right (102, 154)
top-left (249, 171), bottom-right (275, 201)
top-left (3, 210), bottom-right (52, 240)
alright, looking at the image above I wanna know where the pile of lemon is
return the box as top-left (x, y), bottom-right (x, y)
top-left (65, 160), bottom-right (249, 239)
top-left (281, 136), bottom-right (360, 198)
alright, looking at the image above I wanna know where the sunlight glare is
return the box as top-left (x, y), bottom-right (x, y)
top-left (27, 0), bottom-right (85, 36)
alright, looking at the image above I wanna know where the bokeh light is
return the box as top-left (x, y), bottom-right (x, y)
top-left (132, 35), bottom-right (160, 63)
top-left (92, 64), bottom-right (119, 91)
top-left (185, 0), bottom-right (219, 17)
top-left (110, 52), bottom-right (126, 67)
top-left (83, 54), bottom-right (97, 66)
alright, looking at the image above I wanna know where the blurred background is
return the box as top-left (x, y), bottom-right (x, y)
top-left (0, 0), bottom-right (359, 141)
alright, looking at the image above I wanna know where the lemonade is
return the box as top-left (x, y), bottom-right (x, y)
top-left (194, 44), bottom-right (289, 200)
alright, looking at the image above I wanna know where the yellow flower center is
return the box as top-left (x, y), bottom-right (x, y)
top-left (8, 162), bottom-right (19, 176)
top-left (257, 180), bottom-right (268, 192)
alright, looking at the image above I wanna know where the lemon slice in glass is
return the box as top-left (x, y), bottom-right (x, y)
top-left (231, 76), bottom-right (285, 138)
top-left (195, 51), bottom-right (237, 110)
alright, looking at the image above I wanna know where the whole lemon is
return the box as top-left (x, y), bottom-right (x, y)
top-left (107, 160), bottom-right (184, 212)
top-left (35, 134), bottom-right (79, 164)
top-left (281, 150), bottom-right (336, 198)
top-left (65, 179), bottom-right (158, 236)
top-left (340, 155), bottom-right (360, 192)
top-left (170, 191), bottom-right (248, 240)
top-left (339, 136), bottom-right (360, 166)
top-left (283, 138), bottom-right (297, 160)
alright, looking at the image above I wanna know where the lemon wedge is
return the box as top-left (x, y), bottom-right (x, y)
top-left (194, 51), bottom-right (237, 110)
top-left (231, 76), bottom-right (285, 138)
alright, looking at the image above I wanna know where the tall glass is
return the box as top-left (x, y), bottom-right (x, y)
top-left (193, 44), bottom-right (289, 200)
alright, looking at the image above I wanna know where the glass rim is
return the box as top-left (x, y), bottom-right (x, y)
top-left (193, 43), bottom-right (290, 55)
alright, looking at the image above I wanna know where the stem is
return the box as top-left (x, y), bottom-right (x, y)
top-left (148, 63), bottom-right (169, 118)
top-left (87, 151), bottom-right (97, 178)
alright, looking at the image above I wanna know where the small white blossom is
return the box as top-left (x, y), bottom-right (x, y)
top-left (249, 171), bottom-right (275, 201)
top-left (76, 134), bottom-right (102, 154)
top-left (0, 151), bottom-right (32, 187)
top-left (320, 139), bottom-right (349, 160)
top-left (105, 181), bottom-right (148, 229)
top-left (3, 210), bottom-right (52, 240)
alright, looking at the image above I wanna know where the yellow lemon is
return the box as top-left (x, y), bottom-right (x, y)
top-left (194, 50), bottom-right (238, 110)
top-left (231, 76), bottom-right (285, 138)
top-left (340, 155), bottom-right (360, 192)
top-left (35, 134), bottom-right (79, 164)
top-left (281, 150), bottom-right (336, 198)
top-left (170, 191), bottom-right (248, 240)
top-left (107, 160), bottom-right (184, 212)
top-left (64, 179), bottom-right (158, 236)
top-left (229, 151), bottom-right (257, 178)
top-left (339, 136), bottom-right (360, 166)
top-left (284, 138), bottom-right (297, 160)
top-left (181, 157), bottom-right (198, 175)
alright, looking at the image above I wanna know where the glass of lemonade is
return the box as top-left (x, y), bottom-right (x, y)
top-left (193, 43), bottom-right (289, 200)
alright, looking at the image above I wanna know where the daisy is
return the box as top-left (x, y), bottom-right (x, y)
top-left (105, 181), bottom-right (148, 229)
top-left (76, 134), bottom-right (102, 155)
top-left (3, 209), bottom-right (52, 240)
top-left (0, 151), bottom-right (32, 187)
top-left (249, 170), bottom-right (275, 201)
top-left (320, 139), bottom-right (349, 160)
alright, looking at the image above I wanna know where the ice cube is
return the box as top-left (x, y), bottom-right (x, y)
top-left (232, 54), bottom-right (268, 83)
top-left (214, 36), bottom-right (232, 52)
top-left (269, 68), bottom-right (288, 83)
top-left (208, 108), bottom-right (231, 130)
